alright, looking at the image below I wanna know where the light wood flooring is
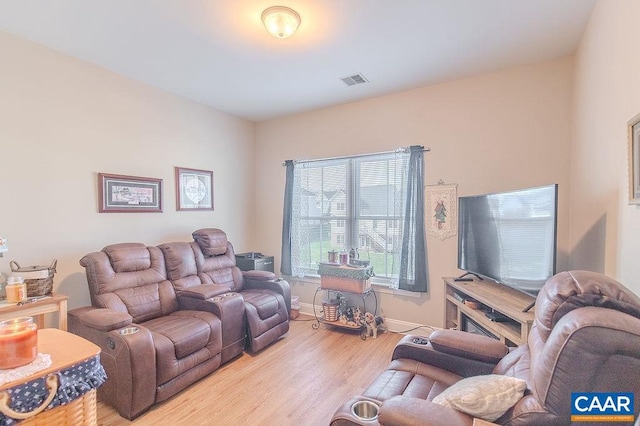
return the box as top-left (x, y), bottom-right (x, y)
top-left (96, 315), bottom-right (406, 425)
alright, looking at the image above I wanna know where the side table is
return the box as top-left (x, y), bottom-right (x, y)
top-left (0, 294), bottom-right (68, 331)
top-left (0, 328), bottom-right (104, 425)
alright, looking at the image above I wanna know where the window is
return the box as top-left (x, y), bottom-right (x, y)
top-left (281, 147), bottom-right (428, 291)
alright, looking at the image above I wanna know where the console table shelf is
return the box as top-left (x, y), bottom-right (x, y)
top-left (444, 278), bottom-right (535, 346)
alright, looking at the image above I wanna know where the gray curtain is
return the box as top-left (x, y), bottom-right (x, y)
top-left (399, 145), bottom-right (428, 291)
top-left (280, 160), bottom-right (294, 275)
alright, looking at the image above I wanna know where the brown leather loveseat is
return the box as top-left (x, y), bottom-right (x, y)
top-left (68, 243), bottom-right (223, 420)
top-left (159, 228), bottom-right (290, 358)
top-left (69, 230), bottom-right (290, 420)
top-left (331, 271), bottom-right (640, 425)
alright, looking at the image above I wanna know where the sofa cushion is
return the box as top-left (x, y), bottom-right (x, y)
top-left (432, 374), bottom-right (527, 421)
top-left (243, 290), bottom-right (280, 319)
top-left (145, 314), bottom-right (212, 359)
top-left (363, 359), bottom-right (461, 402)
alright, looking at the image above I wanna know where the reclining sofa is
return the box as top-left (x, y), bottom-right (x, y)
top-left (68, 228), bottom-right (290, 420)
top-left (331, 270), bottom-right (640, 425)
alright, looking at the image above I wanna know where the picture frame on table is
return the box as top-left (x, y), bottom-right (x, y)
top-left (98, 173), bottom-right (163, 213)
top-left (628, 112), bottom-right (640, 204)
top-left (175, 167), bottom-right (214, 211)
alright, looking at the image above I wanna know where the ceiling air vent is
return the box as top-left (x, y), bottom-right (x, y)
top-left (341, 73), bottom-right (368, 86)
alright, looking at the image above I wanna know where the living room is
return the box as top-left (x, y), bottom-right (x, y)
top-left (1, 0), bottom-right (639, 424)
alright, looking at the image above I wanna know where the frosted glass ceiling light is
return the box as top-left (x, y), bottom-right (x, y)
top-left (261, 6), bottom-right (301, 39)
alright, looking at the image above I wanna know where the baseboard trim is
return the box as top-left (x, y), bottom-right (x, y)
top-left (297, 302), bottom-right (436, 335)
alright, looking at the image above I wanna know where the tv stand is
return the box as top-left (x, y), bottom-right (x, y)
top-left (522, 300), bottom-right (536, 313)
top-left (454, 272), bottom-right (483, 282)
top-left (444, 277), bottom-right (535, 346)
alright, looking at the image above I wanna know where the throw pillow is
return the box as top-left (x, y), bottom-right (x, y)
top-left (432, 374), bottom-right (527, 421)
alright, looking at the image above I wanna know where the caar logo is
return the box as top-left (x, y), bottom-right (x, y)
top-left (571, 393), bottom-right (635, 422)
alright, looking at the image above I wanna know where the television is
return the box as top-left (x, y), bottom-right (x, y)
top-left (457, 184), bottom-right (558, 296)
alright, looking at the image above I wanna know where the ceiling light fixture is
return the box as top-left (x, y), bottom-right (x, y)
top-left (261, 6), bottom-right (301, 39)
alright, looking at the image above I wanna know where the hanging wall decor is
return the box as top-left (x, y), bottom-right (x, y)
top-left (175, 167), bottom-right (214, 211)
top-left (425, 182), bottom-right (458, 240)
top-left (98, 173), bottom-right (163, 213)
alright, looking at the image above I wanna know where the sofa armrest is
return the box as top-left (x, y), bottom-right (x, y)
top-left (68, 308), bottom-right (156, 420)
top-left (429, 330), bottom-right (509, 364)
top-left (379, 396), bottom-right (473, 426)
top-left (68, 306), bottom-right (133, 332)
top-left (392, 334), bottom-right (499, 377)
top-left (243, 272), bottom-right (292, 314)
top-left (178, 283), bottom-right (231, 300)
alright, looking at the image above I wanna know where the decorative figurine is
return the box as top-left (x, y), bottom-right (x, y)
top-left (364, 312), bottom-right (386, 339)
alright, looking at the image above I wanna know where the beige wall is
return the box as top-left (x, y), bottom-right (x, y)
top-left (0, 32), bottom-right (256, 312)
top-left (256, 58), bottom-right (574, 327)
top-left (10, 7), bottom-right (634, 328)
top-left (571, 0), bottom-right (640, 294)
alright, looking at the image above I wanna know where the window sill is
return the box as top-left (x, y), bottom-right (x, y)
top-left (285, 275), bottom-right (422, 298)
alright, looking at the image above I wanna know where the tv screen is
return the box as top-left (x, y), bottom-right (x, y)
top-left (457, 184), bottom-right (558, 295)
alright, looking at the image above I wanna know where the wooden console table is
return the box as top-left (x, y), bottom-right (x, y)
top-left (444, 278), bottom-right (535, 346)
top-left (0, 294), bottom-right (68, 331)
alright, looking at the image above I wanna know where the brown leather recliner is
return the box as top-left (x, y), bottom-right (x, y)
top-left (68, 243), bottom-right (223, 420)
top-left (331, 271), bottom-right (640, 425)
top-left (158, 240), bottom-right (247, 363)
top-left (190, 228), bottom-right (291, 353)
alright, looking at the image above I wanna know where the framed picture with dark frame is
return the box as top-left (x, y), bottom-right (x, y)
top-left (175, 167), bottom-right (214, 211)
top-left (98, 173), bottom-right (163, 213)
top-left (629, 112), bottom-right (640, 204)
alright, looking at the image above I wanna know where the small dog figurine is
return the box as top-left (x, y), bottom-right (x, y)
top-left (364, 312), bottom-right (386, 339)
top-left (354, 306), bottom-right (363, 326)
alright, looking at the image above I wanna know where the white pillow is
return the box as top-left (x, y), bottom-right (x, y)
top-left (432, 374), bottom-right (527, 421)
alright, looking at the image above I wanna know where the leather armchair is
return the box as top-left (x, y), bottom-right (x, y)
top-left (191, 228), bottom-right (290, 352)
top-left (331, 271), bottom-right (640, 425)
top-left (68, 243), bottom-right (223, 420)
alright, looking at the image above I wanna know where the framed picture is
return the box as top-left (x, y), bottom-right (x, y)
top-left (175, 167), bottom-right (214, 211)
top-left (98, 173), bottom-right (163, 213)
top-left (629, 112), bottom-right (640, 204)
top-left (425, 183), bottom-right (458, 240)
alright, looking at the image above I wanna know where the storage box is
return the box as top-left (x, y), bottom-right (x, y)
top-left (235, 253), bottom-right (274, 272)
top-left (320, 275), bottom-right (371, 293)
top-left (318, 264), bottom-right (374, 294)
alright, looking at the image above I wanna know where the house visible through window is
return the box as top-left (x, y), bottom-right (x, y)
top-left (291, 152), bottom-right (405, 280)
top-left (282, 146), bottom-right (428, 292)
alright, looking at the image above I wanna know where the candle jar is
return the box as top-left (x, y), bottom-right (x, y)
top-left (0, 317), bottom-right (38, 369)
top-left (5, 275), bottom-right (27, 303)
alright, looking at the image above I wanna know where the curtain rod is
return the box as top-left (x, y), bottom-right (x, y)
top-left (282, 146), bottom-right (430, 166)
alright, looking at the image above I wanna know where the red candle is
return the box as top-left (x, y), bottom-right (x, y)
top-left (0, 317), bottom-right (38, 370)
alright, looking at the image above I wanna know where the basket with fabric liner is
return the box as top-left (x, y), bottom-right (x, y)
top-left (9, 260), bottom-right (57, 297)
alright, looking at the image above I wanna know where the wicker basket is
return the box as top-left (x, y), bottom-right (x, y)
top-left (21, 388), bottom-right (97, 426)
top-left (9, 260), bottom-right (56, 297)
top-left (322, 300), bottom-right (339, 322)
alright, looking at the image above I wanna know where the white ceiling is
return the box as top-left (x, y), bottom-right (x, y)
top-left (0, 0), bottom-right (596, 122)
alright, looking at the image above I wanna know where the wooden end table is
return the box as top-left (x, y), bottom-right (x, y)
top-left (0, 294), bottom-right (68, 331)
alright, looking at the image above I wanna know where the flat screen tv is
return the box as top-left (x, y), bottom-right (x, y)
top-left (457, 184), bottom-right (558, 296)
